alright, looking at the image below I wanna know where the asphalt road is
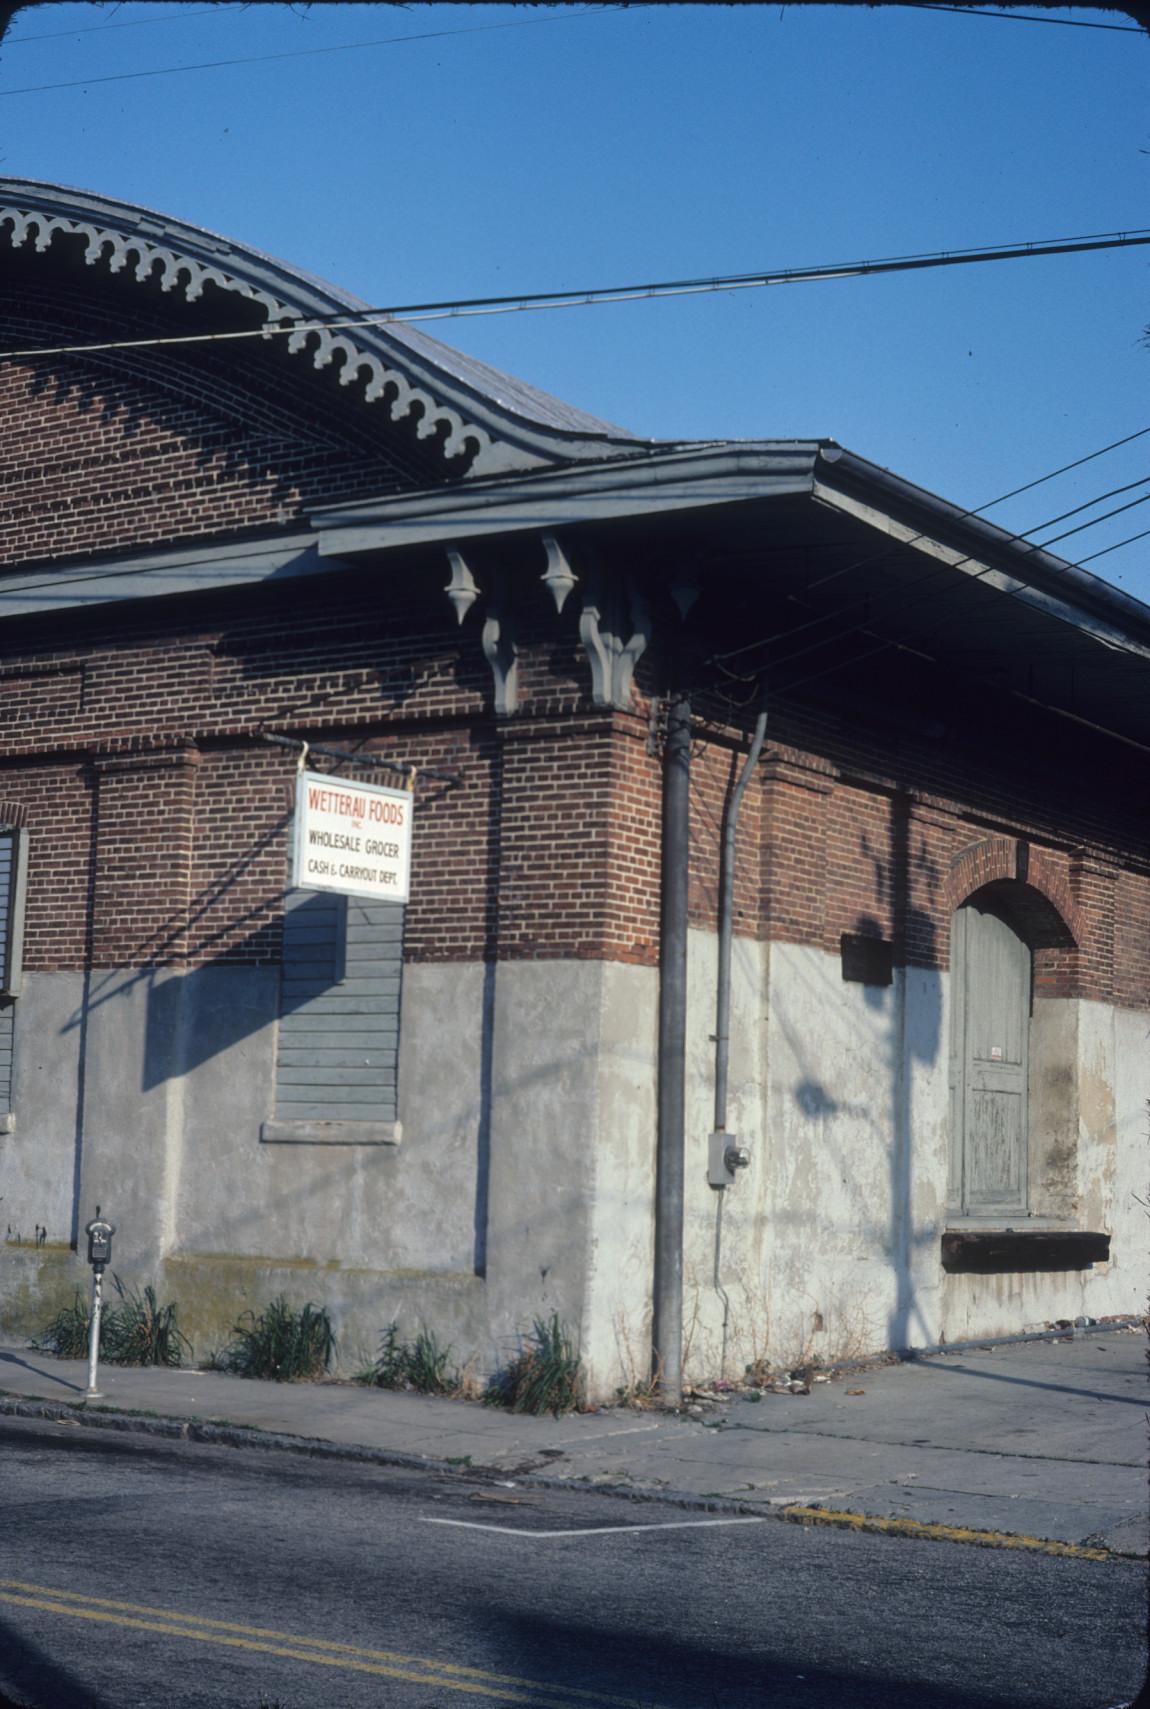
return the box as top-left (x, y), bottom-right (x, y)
top-left (0, 1417), bottom-right (1145, 1709)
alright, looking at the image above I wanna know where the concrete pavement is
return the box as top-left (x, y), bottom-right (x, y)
top-left (1, 1323), bottom-right (1146, 1558)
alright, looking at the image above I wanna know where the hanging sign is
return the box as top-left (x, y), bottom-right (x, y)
top-left (292, 770), bottom-right (413, 902)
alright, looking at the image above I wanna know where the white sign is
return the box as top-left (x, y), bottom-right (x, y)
top-left (292, 770), bottom-right (413, 902)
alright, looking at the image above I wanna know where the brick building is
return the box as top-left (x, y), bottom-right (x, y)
top-left (1, 179), bottom-right (1146, 1396)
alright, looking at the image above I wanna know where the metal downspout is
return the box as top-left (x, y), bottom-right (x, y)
top-left (712, 702), bottom-right (769, 1378)
top-left (653, 694), bottom-right (691, 1403)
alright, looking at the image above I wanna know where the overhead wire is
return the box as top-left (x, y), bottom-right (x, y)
top-left (1079, 525), bottom-right (1150, 564)
top-left (3, 7), bottom-right (223, 45)
top-left (710, 461), bottom-right (1150, 675)
top-left (705, 424), bottom-right (1150, 650)
top-left (902, 4), bottom-right (1143, 30)
top-left (1033, 488), bottom-right (1150, 550)
top-left (0, 5), bottom-right (623, 99)
top-left (2, 228), bottom-right (1149, 364)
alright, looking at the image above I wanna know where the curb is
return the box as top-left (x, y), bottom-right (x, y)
top-left (1, 1392), bottom-right (1142, 1562)
top-left (775, 1504), bottom-right (1131, 1562)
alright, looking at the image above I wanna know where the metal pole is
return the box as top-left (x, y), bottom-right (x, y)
top-left (714, 704), bottom-right (769, 1134)
top-left (653, 694), bottom-right (690, 1404)
top-left (85, 1266), bottom-right (104, 1400)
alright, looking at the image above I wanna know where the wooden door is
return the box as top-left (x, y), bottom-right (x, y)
top-left (950, 900), bottom-right (1030, 1216)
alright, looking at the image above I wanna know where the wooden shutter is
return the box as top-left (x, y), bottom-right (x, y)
top-left (0, 829), bottom-right (28, 998)
top-left (0, 829), bottom-right (28, 1116)
top-left (274, 890), bottom-right (404, 1122)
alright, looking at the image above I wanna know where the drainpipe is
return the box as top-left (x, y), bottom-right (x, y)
top-left (711, 701), bottom-right (768, 1377)
top-left (652, 693), bottom-right (691, 1403)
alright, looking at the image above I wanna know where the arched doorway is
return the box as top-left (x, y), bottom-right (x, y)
top-left (949, 897), bottom-right (1031, 1217)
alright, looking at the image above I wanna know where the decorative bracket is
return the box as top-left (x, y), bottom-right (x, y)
top-left (541, 533), bottom-right (578, 615)
top-left (481, 606), bottom-right (518, 717)
top-left (578, 567), bottom-right (650, 711)
top-left (444, 547), bottom-right (481, 625)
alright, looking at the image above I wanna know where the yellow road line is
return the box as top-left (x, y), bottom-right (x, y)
top-left (0, 1580), bottom-right (667, 1709)
top-left (779, 1505), bottom-right (1114, 1560)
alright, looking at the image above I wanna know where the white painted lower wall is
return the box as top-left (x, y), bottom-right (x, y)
top-left (0, 943), bottom-right (1144, 1400)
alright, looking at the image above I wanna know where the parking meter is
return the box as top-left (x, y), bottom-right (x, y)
top-left (83, 1207), bottom-right (116, 1400)
top-left (86, 1215), bottom-right (115, 1271)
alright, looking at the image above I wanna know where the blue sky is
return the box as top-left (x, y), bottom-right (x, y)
top-left (3, 3), bottom-right (1148, 594)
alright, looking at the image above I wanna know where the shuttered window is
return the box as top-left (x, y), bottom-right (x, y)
top-left (274, 891), bottom-right (404, 1124)
top-left (0, 828), bottom-right (29, 1118)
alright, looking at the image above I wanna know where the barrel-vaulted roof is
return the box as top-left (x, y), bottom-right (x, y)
top-left (0, 178), bottom-right (675, 478)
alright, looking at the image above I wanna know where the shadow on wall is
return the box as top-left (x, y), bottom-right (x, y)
top-left (787, 793), bottom-right (943, 1357)
top-left (141, 955), bottom-right (280, 1092)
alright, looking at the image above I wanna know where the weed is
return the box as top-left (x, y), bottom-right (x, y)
top-left (35, 1290), bottom-right (96, 1360)
top-left (220, 1297), bottom-right (335, 1382)
top-left (612, 1309), bottom-right (665, 1408)
top-left (35, 1278), bottom-right (188, 1367)
top-left (105, 1277), bottom-right (190, 1367)
top-left (484, 1314), bottom-right (583, 1418)
top-left (362, 1322), bottom-right (458, 1395)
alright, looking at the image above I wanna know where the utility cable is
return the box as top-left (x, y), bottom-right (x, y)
top-left (3, 7), bottom-right (223, 45)
top-left (1032, 487), bottom-right (1150, 550)
top-left (1014, 471), bottom-right (1150, 537)
top-left (2, 228), bottom-right (1149, 364)
top-left (1079, 525), bottom-right (1150, 564)
top-left (0, 6), bottom-right (622, 99)
top-left (903, 4), bottom-right (1142, 31)
top-left (712, 467), bottom-right (1150, 676)
top-left (714, 421), bottom-right (1150, 636)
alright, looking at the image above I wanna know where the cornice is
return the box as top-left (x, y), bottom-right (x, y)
top-left (0, 180), bottom-right (653, 479)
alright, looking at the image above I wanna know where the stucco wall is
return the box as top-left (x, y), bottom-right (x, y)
top-left (0, 959), bottom-right (661, 1395)
top-left (1, 947), bottom-right (1144, 1394)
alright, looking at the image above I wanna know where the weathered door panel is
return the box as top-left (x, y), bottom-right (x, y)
top-left (951, 902), bottom-right (1030, 1216)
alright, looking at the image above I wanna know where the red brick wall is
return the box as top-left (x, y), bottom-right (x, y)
top-left (0, 289), bottom-right (1146, 1007)
top-left (0, 283), bottom-right (436, 568)
top-left (0, 576), bottom-right (1146, 1006)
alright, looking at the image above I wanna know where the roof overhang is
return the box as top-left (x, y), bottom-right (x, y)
top-left (308, 438), bottom-right (1150, 750)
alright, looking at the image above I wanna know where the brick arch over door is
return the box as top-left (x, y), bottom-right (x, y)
top-left (947, 835), bottom-right (1080, 952)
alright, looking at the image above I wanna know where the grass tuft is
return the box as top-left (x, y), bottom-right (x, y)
top-left (362, 1322), bottom-right (458, 1395)
top-left (106, 1277), bottom-right (190, 1367)
top-left (220, 1297), bottom-right (335, 1382)
top-left (35, 1290), bottom-right (96, 1360)
top-left (35, 1278), bottom-right (189, 1367)
top-left (484, 1314), bottom-right (583, 1418)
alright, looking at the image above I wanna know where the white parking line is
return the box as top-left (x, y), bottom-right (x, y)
top-left (421, 1516), bottom-right (767, 1538)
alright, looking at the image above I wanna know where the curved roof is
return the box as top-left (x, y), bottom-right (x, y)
top-left (0, 178), bottom-right (669, 478)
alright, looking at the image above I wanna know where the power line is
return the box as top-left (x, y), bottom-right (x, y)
top-left (0, 6), bottom-right (621, 98)
top-left (712, 444), bottom-right (1150, 671)
top-left (773, 424), bottom-right (1150, 616)
top-left (722, 484), bottom-right (1150, 683)
top-left (1034, 487), bottom-right (1150, 550)
top-left (1018, 471), bottom-right (1150, 536)
top-left (1079, 525), bottom-right (1150, 564)
top-left (3, 228), bottom-right (1149, 365)
top-left (904, 4), bottom-right (1143, 31)
top-left (3, 7), bottom-right (222, 46)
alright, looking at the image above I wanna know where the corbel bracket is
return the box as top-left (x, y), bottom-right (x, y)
top-left (443, 546), bottom-right (519, 715)
top-left (481, 587), bottom-right (519, 717)
top-left (444, 546), bottom-right (481, 625)
top-left (578, 565), bottom-right (650, 712)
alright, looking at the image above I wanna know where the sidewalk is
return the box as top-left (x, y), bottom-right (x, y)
top-left (2, 1325), bottom-right (1146, 1557)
